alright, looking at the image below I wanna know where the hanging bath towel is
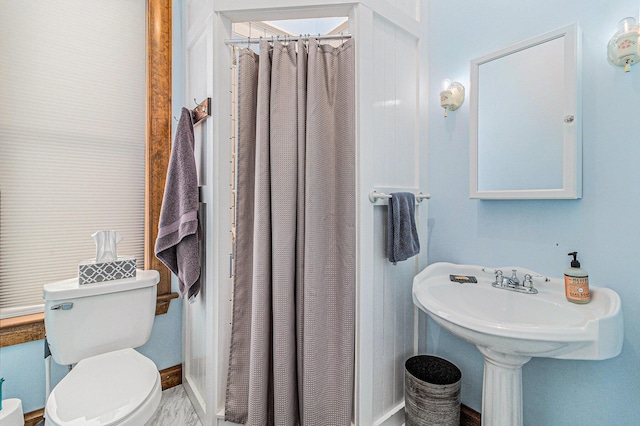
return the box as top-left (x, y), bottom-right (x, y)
top-left (155, 107), bottom-right (201, 301)
top-left (387, 192), bottom-right (420, 263)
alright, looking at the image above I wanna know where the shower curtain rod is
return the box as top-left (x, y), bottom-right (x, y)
top-left (224, 33), bottom-right (352, 46)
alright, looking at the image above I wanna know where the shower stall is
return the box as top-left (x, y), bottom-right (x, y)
top-left (179, 1), bottom-right (428, 424)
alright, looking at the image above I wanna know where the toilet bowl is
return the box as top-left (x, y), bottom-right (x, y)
top-left (45, 348), bottom-right (161, 426)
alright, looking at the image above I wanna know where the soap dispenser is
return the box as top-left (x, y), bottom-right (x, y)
top-left (564, 252), bottom-right (590, 304)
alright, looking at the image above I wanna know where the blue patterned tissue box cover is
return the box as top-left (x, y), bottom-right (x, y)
top-left (78, 257), bottom-right (137, 284)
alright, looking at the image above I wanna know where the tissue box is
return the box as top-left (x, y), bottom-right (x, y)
top-left (78, 256), bottom-right (137, 284)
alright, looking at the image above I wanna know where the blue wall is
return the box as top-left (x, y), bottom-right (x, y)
top-left (0, 3), bottom-right (185, 414)
top-left (425, 0), bottom-right (640, 424)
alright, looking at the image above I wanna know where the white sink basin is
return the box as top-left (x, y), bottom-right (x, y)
top-left (413, 262), bottom-right (623, 360)
top-left (413, 262), bottom-right (623, 426)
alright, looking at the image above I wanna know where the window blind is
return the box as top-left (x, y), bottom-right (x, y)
top-left (0, 0), bottom-right (146, 318)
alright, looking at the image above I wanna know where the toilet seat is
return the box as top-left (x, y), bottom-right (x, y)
top-left (45, 348), bottom-right (161, 426)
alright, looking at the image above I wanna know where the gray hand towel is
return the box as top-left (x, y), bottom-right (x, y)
top-left (387, 192), bottom-right (420, 264)
top-left (155, 107), bottom-right (201, 300)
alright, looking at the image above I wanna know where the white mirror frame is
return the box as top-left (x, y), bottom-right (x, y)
top-left (469, 24), bottom-right (582, 200)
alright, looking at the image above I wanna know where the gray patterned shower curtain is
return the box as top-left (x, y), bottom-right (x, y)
top-left (224, 38), bottom-right (356, 426)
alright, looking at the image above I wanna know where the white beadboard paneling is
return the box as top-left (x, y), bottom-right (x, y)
top-left (372, 205), bottom-right (419, 421)
top-left (382, 16), bottom-right (396, 181)
top-left (367, 11), bottom-right (423, 424)
top-left (182, 6), bottom-right (213, 424)
top-left (355, 4), bottom-right (378, 423)
top-left (186, 0), bottom-right (212, 33)
top-left (187, 31), bottom-right (210, 185)
top-left (184, 277), bottom-right (208, 418)
top-left (184, 4), bottom-right (234, 425)
top-left (371, 14), bottom-right (419, 189)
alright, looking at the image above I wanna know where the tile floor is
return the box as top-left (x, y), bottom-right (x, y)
top-left (145, 385), bottom-right (202, 426)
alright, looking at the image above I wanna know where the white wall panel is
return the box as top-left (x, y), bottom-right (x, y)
top-left (371, 14), bottom-right (419, 189)
top-left (363, 10), bottom-right (424, 426)
top-left (182, 4), bottom-right (215, 424)
top-left (184, 277), bottom-right (207, 418)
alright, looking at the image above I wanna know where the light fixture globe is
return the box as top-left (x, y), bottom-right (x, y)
top-left (439, 81), bottom-right (465, 117)
top-left (608, 17), bottom-right (640, 72)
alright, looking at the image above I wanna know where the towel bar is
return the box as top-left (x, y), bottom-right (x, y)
top-left (368, 190), bottom-right (431, 204)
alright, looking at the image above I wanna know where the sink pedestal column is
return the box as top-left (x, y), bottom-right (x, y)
top-left (477, 346), bottom-right (531, 426)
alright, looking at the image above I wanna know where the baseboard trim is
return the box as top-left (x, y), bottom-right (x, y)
top-left (160, 363), bottom-right (183, 390)
top-left (373, 401), bottom-right (405, 426)
top-left (22, 363), bottom-right (183, 426)
top-left (461, 403), bottom-right (482, 426)
top-left (24, 408), bottom-right (44, 426)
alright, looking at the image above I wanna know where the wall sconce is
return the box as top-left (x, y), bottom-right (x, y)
top-left (440, 79), bottom-right (465, 117)
top-left (608, 17), bottom-right (639, 72)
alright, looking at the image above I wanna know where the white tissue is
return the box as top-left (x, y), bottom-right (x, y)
top-left (91, 230), bottom-right (122, 263)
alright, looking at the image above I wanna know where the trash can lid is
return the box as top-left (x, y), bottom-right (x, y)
top-left (405, 355), bottom-right (462, 385)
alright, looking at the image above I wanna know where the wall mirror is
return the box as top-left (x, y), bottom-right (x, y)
top-left (469, 24), bottom-right (582, 199)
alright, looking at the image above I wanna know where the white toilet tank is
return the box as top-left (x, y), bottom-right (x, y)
top-left (43, 270), bottom-right (160, 366)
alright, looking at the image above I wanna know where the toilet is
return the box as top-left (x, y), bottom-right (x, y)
top-left (43, 270), bottom-right (161, 425)
top-left (0, 398), bottom-right (25, 426)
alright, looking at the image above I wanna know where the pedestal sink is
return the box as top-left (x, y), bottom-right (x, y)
top-left (413, 262), bottom-right (623, 426)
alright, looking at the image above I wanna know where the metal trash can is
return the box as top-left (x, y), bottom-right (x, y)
top-left (405, 355), bottom-right (462, 426)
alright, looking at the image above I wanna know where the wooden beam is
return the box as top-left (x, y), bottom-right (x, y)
top-left (156, 292), bottom-right (180, 315)
top-left (0, 313), bottom-right (45, 348)
top-left (145, 0), bottom-right (173, 302)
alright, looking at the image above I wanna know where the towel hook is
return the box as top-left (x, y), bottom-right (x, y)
top-left (193, 98), bottom-right (208, 115)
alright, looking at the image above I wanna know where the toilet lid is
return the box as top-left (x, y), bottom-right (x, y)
top-left (46, 348), bottom-right (160, 426)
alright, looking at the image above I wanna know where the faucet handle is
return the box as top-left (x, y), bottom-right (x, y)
top-left (523, 274), bottom-right (533, 288)
top-left (495, 270), bottom-right (504, 285)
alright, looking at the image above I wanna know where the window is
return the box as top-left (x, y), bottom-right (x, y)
top-left (0, 1), bottom-right (146, 318)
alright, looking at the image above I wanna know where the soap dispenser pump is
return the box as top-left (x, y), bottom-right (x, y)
top-left (564, 252), bottom-right (590, 304)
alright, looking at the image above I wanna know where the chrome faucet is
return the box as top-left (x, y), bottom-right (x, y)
top-left (492, 269), bottom-right (538, 294)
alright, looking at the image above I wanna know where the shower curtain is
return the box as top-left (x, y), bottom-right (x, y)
top-left (225, 38), bottom-right (355, 426)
